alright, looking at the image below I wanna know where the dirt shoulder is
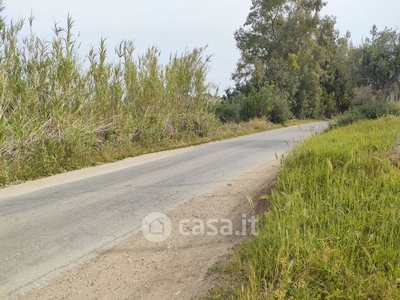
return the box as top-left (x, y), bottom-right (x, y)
top-left (20, 159), bottom-right (280, 300)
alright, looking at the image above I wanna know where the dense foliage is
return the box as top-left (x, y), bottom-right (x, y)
top-left (0, 4), bottom-right (219, 184)
top-left (1, 0), bottom-right (400, 184)
top-left (358, 26), bottom-right (400, 95)
top-left (216, 0), bottom-right (400, 122)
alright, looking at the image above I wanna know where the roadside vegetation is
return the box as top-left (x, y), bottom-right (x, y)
top-left (1, 0), bottom-right (400, 297)
top-left (0, 15), bottom-right (212, 185)
top-left (206, 1), bottom-right (400, 298)
top-left (207, 116), bottom-right (400, 299)
top-left (0, 4), bottom-right (287, 186)
top-left (216, 0), bottom-right (400, 123)
top-left (331, 91), bottom-right (400, 128)
top-left (1, 0), bottom-right (400, 186)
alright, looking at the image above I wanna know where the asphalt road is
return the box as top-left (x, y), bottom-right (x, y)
top-left (0, 122), bottom-right (328, 298)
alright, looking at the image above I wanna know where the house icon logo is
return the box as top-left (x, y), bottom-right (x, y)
top-left (142, 213), bottom-right (172, 242)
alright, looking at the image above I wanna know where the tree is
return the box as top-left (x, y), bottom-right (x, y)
top-left (357, 26), bottom-right (400, 96)
top-left (233, 0), bottom-right (337, 118)
top-left (322, 33), bottom-right (355, 114)
top-left (239, 83), bottom-right (274, 121)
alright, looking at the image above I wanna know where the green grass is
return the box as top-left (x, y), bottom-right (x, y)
top-left (207, 116), bottom-right (400, 299)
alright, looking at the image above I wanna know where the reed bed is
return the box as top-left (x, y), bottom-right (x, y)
top-left (0, 6), bottom-right (219, 184)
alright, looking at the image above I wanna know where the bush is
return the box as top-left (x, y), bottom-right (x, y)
top-left (352, 86), bottom-right (377, 106)
top-left (214, 98), bottom-right (242, 123)
top-left (331, 109), bottom-right (365, 127)
top-left (239, 85), bottom-right (274, 121)
top-left (331, 100), bottom-right (400, 128)
top-left (268, 96), bottom-right (292, 124)
top-left (358, 100), bottom-right (400, 119)
top-left (218, 83), bottom-right (293, 124)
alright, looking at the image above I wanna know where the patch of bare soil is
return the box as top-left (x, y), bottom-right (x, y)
top-left (20, 160), bottom-right (280, 300)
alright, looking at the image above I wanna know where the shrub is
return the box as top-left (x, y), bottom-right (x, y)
top-left (239, 84), bottom-right (275, 121)
top-left (352, 86), bottom-right (377, 106)
top-left (214, 99), bottom-right (242, 123)
top-left (331, 100), bottom-right (400, 128)
top-left (331, 109), bottom-right (364, 128)
top-left (358, 100), bottom-right (400, 119)
top-left (268, 96), bottom-right (292, 124)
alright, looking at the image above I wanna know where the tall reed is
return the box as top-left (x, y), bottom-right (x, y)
top-left (0, 3), bottom-right (218, 184)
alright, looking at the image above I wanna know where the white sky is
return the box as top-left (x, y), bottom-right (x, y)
top-left (3, 0), bottom-right (399, 94)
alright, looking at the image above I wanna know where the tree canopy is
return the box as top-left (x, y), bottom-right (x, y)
top-left (220, 0), bottom-right (400, 122)
top-left (358, 26), bottom-right (400, 95)
top-left (233, 0), bottom-right (337, 118)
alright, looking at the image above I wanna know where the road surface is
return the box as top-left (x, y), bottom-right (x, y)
top-left (0, 122), bottom-right (328, 298)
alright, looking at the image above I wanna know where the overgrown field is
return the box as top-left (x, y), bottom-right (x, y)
top-left (208, 116), bottom-right (400, 299)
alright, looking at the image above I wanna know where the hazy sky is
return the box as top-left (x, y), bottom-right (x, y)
top-left (3, 0), bottom-right (399, 93)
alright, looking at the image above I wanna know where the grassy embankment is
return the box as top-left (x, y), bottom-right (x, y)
top-left (207, 116), bottom-right (400, 299)
top-left (0, 12), bottom-right (308, 187)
